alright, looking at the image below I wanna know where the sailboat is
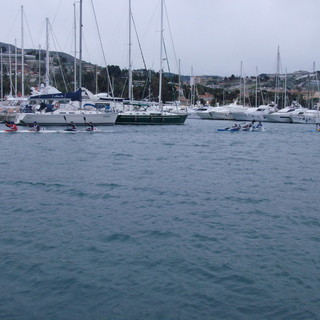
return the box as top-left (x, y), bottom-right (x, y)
top-left (15, 1), bottom-right (118, 126)
top-left (115, 0), bottom-right (188, 125)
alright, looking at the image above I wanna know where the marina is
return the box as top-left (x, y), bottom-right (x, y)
top-left (1, 0), bottom-right (320, 319)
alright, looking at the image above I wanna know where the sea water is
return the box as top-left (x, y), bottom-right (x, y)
top-left (1, 119), bottom-right (320, 320)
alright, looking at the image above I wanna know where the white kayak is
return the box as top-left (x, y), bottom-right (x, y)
top-left (0, 128), bottom-right (104, 134)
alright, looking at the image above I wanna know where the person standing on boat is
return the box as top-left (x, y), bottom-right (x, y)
top-left (5, 122), bottom-right (18, 132)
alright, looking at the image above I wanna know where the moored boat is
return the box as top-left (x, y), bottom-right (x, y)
top-left (115, 101), bottom-right (187, 125)
top-left (290, 109), bottom-right (320, 124)
top-left (264, 103), bottom-right (306, 123)
top-left (14, 88), bottom-right (118, 126)
top-left (231, 103), bottom-right (277, 122)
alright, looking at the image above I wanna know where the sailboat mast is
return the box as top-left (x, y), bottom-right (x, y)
top-left (178, 59), bottom-right (181, 103)
top-left (274, 46), bottom-right (280, 106)
top-left (284, 68), bottom-right (287, 108)
top-left (21, 6), bottom-right (24, 96)
top-left (312, 62), bottom-right (316, 108)
top-left (73, 2), bottom-right (77, 91)
top-left (79, 0), bottom-right (83, 108)
top-left (128, 0), bottom-right (133, 100)
top-left (158, 0), bottom-right (164, 108)
top-left (15, 39), bottom-right (17, 96)
top-left (38, 45), bottom-right (41, 87)
top-left (191, 65), bottom-right (194, 105)
top-left (9, 46), bottom-right (12, 96)
top-left (239, 61), bottom-right (243, 105)
top-left (0, 48), bottom-right (3, 100)
top-left (255, 67), bottom-right (258, 108)
top-left (45, 18), bottom-right (50, 87)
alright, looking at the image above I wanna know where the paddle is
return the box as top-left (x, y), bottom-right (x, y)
top-left (84, 116), bottom-right (87, 130)
top-left (63, 115), bottom-right (71, 131)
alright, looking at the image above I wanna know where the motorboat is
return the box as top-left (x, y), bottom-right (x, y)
top-left (264, 103), bottom-right (306, 123)
top-left (196, 102), bottom-right (248, 120)
top-left (231, 103), bottom-right (277, 122)
top-left (290, 109), bottom-right (320, 124)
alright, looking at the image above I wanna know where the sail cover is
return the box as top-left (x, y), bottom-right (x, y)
top-left (30, 88), bottom-right (82, 101)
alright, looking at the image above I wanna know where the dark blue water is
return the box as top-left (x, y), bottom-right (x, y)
top-left (1, 119), bottom-right (320, 320)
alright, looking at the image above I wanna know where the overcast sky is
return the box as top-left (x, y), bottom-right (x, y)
top-left (1, 0), bottom-right (319, 77)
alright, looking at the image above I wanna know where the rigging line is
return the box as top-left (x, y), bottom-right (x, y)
top-left (131, 14), bottom-right (151, 100)
top-left (23, 10), bottom-right (36, 49)
top-left (257, 67), bottom-right (265, 105)
top-left (131, 15), bottom-right (148, 71)
top-left (49, 22), bottom-right (69, 92)
top-left (315, 66), bottom-right (320, 106)
top-left (121, 76), bottom-right (128, 99)
top-left (163, 40), bottom-right (171, 74)
top-left (34, 19), bottom-right (46, 51)
top-left (163, 0), bottom-right (179, 72)
top-left (90, 0), bottom-right (114, 98)
top-left (51, 0), bottom-right (63, 29)
top-left (141, 69), bottom-right (151, 100)
top-left (6, 9), bottom-right (20, 41)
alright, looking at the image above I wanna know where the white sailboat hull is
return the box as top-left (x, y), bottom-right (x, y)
top-left (15, 110), bottom-right (118, 126)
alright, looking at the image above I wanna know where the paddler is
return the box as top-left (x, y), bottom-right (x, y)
top-left (32, 121), bottom-right (40, 132)
top-left (5, 121), bottom-right (18, 132)
top-left (66, 121), bottom-right (77, 131)
top-left (86, 122), bottom-right (94, 131)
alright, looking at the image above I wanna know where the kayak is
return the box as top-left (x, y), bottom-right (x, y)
top-left (216, 128), bottom-right (240, 132)
top-left (61, 129), bottom-right (102, 133)
top-left (0, 129), bottom-right (41, 133)
top-left (217, 126), bottom-right (265, 132)
top-left (0, 128), bottom-right (103, 134)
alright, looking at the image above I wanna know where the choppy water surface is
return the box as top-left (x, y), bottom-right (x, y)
top-left (1, 119), bottom-right (320, 320)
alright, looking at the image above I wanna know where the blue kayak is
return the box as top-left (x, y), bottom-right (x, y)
top-left (217, 128), bottom-right (240, 132)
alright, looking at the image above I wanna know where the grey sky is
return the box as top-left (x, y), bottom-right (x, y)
top-left (1, 0), bottom-right (319, 77)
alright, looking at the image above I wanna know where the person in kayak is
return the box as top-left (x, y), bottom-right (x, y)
top-left (256, 121), bottom-right (263, 128)
top-left (32, 121), bottom-right (40, 132)
top-left (86, 122), bottom-right (94, 131)
top-left (231, 123), bottom-right (241, 130)
top-left (66, 121), bottom-right (77, 131)
top-left (5, 121), bottom-right (18, 132)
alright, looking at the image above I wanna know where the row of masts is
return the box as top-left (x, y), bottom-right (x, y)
top-left (1, 2), bottom-right (84, 104)
top-left (3, 2), bottom-right (318, 108)
top-left (128, 0), bottom-right (164, 106)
